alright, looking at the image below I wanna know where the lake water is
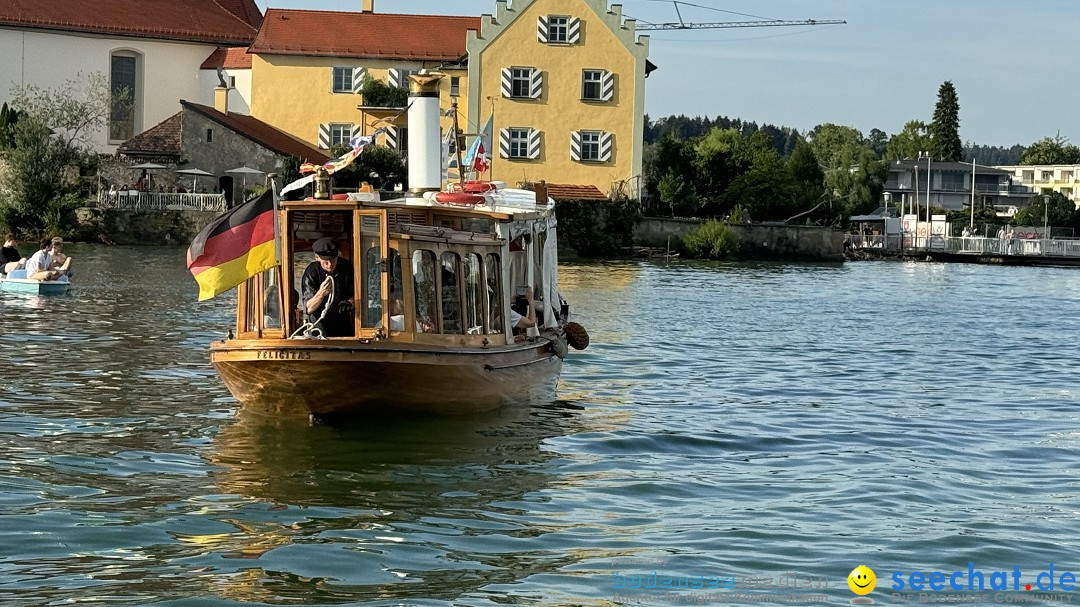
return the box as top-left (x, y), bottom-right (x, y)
top-left (3, 245), bottom-right (1080, 606)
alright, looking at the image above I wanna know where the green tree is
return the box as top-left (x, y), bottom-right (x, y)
top-left (1, 72), bottom-right (115, 236)
top-left (723, 155), bottom-right (801, 221)
top-left (328, 142), bottom-right (406, 191)
top-left (358, 77), bottom-right (407, 108)
top-left (1020, 135), bottom-right (1080, 165)
top-left (827, 149), bottom-right (887, 220)
top-left (9, 71), bottom-right (116, 148)
top-left (0, 103), bottom-right (21, 150)
top-left (787, 139), bottom-right (827, 220)
top-left (886, 120), bottom-right (932, 160)
top-left (0, 116), bottom-right (82, 236)
top-left (867, 128), bottom-right (889, 157)
top-left (645, 135), bottom-right (698, 217)
top-left (929, 81), bottom-right (962, 161)
top-left (807, 123), bottom-right (866, 170)
top-left (1014, 192), bottom-right (1076, 227)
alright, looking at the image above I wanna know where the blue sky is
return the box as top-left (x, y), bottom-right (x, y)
top-left (255, 1), bottom-right (1079, 148)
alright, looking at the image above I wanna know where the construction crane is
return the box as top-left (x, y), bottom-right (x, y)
top-left (633, 1), bottom-right (845, 31)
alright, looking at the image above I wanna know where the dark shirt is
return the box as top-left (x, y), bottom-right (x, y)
top-left (301, 257), bottom-right (355, 337)
top-left (1, 245), bottom-right (21, 264)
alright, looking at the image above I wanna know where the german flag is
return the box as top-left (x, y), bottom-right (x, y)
top-left (187, 190), bottom-right (277, 301)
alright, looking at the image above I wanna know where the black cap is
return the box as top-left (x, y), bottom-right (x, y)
top-left (313, 237), bottom-right (338, 259)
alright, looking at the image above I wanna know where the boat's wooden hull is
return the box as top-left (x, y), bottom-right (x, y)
top-left (210, 339), bottom-right (562, 416)
top-left (0, 278), bottom-right (71, 295)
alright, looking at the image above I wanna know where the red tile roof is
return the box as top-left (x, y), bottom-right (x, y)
top-left (214, 0), bottom-right (263, 30)
top-left (181, 101), bottom-right (329, 165)
top-left (201, 46), bottom-right (253, 70)
top-left (545, 184), bottom-right (610, 201)
top-left (250, 9), bottom-right (480, 61)
top-left (0, 0), bottom-right (260, 45)
top-left (118, 112), bottom-right (182, 158)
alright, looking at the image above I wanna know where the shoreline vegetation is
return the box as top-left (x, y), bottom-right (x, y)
top-left (3, 76), bottom-right (1077, 263)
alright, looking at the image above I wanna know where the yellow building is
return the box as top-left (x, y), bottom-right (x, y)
top-left (467, 0), bottom-right (651, 198)
top-left (247, 6), bottom-right (478, 154)
top-left (245, 0), bottom-right (650, 199)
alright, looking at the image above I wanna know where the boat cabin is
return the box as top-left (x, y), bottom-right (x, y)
top-left (233, 195), bottom-right (559, 348)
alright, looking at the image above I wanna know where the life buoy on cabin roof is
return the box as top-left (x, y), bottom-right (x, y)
top-left (447, 181), bottom-right (498, 194)
top-left (433, 191), bottom-right (485, 206)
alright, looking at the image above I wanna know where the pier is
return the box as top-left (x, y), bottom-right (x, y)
top-left (849, 234), bottom-right (1080, 266)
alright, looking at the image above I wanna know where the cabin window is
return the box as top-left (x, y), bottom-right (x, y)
top-left (262, 269), bottom-right (282, 329)
top-left (387, 248), bottom-right (404, 331)
top-left (244, 277), bottom-right (258, 334)
top-left (464, 253), bottom-right (484, 334)
top-left (361, 215), bottom-right (383, 328)
top-left (413, 250), bottom-right (438, 334)
top-left (486, 253), bottom-right (503, 334)
top-left (440, 251), bottom-right (462, 334)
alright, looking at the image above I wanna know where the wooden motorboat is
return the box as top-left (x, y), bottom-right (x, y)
top-left (0, 269), bottom-right (71, 295)
top-left (208, 73), bottom-right (586, 417)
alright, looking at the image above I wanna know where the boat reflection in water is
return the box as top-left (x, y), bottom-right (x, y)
top-left (200, 403), bottom-right (582, 603)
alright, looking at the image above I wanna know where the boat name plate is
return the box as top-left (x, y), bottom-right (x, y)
top-left (256, 350), bottom-right (313, 360)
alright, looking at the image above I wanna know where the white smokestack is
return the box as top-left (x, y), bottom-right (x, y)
top-left (407, 71), bottom-right (444, 193)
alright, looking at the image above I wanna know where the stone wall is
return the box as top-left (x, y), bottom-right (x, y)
top-left (634, 217), bottom-right (845, 261)
top-left (182, 109), bottom-right (290, 205)
top-left (76, 207), bottom-right (219, 245)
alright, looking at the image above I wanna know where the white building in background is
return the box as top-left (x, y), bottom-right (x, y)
top-left (0, 0), bottom-right (261, 153)
top-left (994, 164), bottom-right (1080, 207)
top-left (199, 47), bottom-right (253, 116)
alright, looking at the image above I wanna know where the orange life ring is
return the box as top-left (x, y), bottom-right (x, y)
top-left (433, 191), bottom-right (484, 206)
top-left (448, 180), bottom-right (497, 194)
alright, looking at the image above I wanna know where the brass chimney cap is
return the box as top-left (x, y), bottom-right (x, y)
top-left (409, 70), bottom-right (445, 96)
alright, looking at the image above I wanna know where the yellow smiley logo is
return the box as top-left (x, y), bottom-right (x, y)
top-left (847, 565), bottom-right (877, 595)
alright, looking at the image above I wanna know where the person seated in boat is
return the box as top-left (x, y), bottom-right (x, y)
top-left (24, 237), bottom-right (72, 282)
top-left (48, 237), bottom-right (72, 274)
top-left (302, 237), bottom-right (355, 337)
top-left (2, 234), bottom-right (25, 275)
top-left (509, 287), bottom-right (537, 333)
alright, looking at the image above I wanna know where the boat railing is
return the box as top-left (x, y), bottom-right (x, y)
top-left (95, 191), bottom-right (227, 212)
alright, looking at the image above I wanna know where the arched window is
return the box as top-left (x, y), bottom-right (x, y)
top-left (412, 250), bottom-right (438, 334)
top-left (486, 253), bottom-right (503, 334)
top-left (463, 253), bottom-right (484, 334)
top-left (109, 50), bottom-right (142, 141)
top-left (440, 251), bottom-right (462, 334)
